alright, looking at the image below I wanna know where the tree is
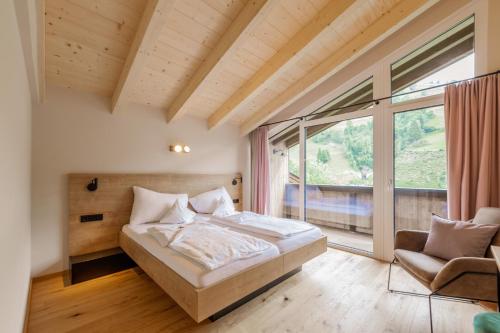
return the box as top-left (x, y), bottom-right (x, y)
top-left (305, 160), bottom-right (330, 184)
top-left (316, 148), bottom-right (331, 164)
top-left (343, 120), bottom-right (373, 180)
top-left (311, 127), bottom-right (343, 144)
top-left (407, 120), bottom-right (423, 143)
top-left (394, 108), bottom-right (436, 151)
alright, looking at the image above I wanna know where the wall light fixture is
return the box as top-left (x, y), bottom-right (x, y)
top-left (170, 144), bottom-right (191, 153)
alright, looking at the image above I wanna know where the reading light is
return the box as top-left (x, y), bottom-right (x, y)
top-left (232, 176), bottom-right (242, 186)
top-left (86, 178), bottom-right (98, 191)
top-left (183, 145), bottom-right (191, 153)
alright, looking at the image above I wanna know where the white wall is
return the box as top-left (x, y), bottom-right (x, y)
top-left (0, 0), bottom-right (33, 332)
top-left (31, 85), bottom-right (250, 276)
top-left (481, 0), bottom-right (500, 73)
top-left (13, 0), bottom-right (40, 101)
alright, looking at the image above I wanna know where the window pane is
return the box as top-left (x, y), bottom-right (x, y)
top-left (394, 106), bottom-right (446, 189)
top-left (393, 106), bottom-right (448, 232)
top-left (305, 117), bottom-right (374, 252)
top-left (305, 117), bottom-right (373, 186)
top-left (288, 144), bottom-right (299, 177)
top-left (269, 78), bottom-right (373, 148)
top-left (391, 16), bottom-right (474, 103)
top-left (392, 54), bottom-right (474, 103)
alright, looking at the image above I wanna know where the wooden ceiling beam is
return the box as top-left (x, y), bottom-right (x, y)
top-left (207, 0), bottom-right (355, 130)
top-left (240, 0), bottom-right (435, 136)
top-left (165, 0), bottom-right (272, 123)
top-left (111, 0), bottom-right (174, 113)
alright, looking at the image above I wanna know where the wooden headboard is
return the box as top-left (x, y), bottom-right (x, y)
top-left (68, 173), bottom-right (242, 257)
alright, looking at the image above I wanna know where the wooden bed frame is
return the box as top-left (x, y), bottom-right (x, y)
top-left (68, 173), bottom-right (327, 323)
top-left (120, 232), bottom-right (326, 322)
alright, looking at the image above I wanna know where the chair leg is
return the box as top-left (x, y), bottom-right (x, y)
top-left (387, 258), bottom-right (395, 292)
top-left (428, 295), bottom-right (434, 333)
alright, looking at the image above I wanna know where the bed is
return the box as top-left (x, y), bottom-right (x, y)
top-left (197, 213), bottom-right (324, 253)
top-left (68, 173), bottom-right (327, 323)
top-left (121, 222), bottom-right (281, 288)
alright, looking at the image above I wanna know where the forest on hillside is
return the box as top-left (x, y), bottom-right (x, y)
top-left (288, 106), bottom-right (446, 189)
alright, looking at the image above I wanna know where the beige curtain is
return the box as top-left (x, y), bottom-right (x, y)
top-left (444, 74), bottom-right (500, 220)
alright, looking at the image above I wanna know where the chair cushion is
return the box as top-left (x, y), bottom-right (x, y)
top-left (423, 214), bottom-right (500, 260)
top-left (394, 249), bottom-right (447, 285)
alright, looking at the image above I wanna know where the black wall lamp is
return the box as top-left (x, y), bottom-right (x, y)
top-left (232, 176), bottom-right (242, 186)
top-left (87, 178), bottom-right (98, 192)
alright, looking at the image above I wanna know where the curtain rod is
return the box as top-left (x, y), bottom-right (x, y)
top-left (264, 69), bottom-right (500, 139)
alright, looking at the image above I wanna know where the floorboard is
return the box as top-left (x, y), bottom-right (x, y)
top-left (28, 249), bottom-right (493, 333)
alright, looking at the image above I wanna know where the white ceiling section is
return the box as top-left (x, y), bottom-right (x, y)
top-left (44, 0), bottom-right (436, 134)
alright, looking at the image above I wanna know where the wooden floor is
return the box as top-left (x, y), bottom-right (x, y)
top-left (28, 249), bottom-right (493, 333)
top-left (317, 225), bottom-right (373, 252)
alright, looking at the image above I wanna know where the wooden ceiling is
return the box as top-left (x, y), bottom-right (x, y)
top-left (44, 0), bottom-right (433, 135)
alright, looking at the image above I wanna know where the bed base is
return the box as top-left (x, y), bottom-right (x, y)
top-left (119, 232), bottom-right (327, 323)
top-left (209, 266), bottom-right (302, 321)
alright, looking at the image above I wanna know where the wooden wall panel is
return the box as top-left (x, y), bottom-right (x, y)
top-left (68, 173), bottom-right (242, 256)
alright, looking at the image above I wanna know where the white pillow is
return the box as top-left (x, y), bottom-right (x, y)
top-left (189, 187), bottom-right (235, 214)
top-left (213, 196), bottom-right (236, 217)
top-left (130, 186), bottom-right (188, 225)
top-left (160, 199), bottom-right (196, 224)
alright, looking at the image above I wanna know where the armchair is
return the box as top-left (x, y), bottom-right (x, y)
top-left (388, 207), bottom-right (500, 332)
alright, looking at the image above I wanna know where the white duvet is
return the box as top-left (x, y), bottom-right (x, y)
top-left (148, 222), bottom-right (274, 270)
top-left (210, 211), bottom-right (315, 239)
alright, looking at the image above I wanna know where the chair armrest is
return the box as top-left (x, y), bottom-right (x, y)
top-left (394, 230), bottom-right (429, 252)
top-left (432, 257), bottom-right (497, 291)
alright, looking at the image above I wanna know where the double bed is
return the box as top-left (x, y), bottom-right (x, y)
top-left (68, 173), bottom-right (327, 323)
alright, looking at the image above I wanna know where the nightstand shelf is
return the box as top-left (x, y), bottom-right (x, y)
top-left (69, 247), bottom-right (137, 285)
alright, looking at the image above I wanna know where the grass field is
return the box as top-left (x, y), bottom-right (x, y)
top-left (395, 129), bottom-right (446, 189)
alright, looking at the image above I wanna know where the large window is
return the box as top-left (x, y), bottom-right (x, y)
top-left (266, 13), bottom-right (477, 259)
top-left (389, 17), bottom-right (473, 232)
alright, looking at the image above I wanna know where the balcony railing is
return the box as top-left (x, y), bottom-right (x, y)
top-left (281, 183), bottom-right (447, 234)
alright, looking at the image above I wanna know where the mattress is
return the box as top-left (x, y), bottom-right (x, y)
top-left (197, 214), bottom-right (324, 253)
top-left (122, 223), bottom-right (280, 289)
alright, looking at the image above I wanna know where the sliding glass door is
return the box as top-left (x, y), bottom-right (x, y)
top-left (302, 113), bottom-right (375, 253)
